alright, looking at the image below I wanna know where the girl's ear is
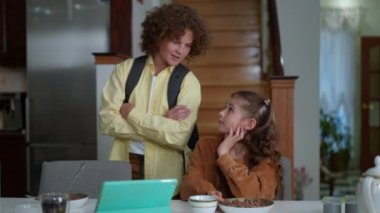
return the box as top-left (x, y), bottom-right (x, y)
top-left (245, 118), bottom-right (257, 131)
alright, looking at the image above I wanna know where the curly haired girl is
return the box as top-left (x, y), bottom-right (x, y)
top-left (180, 90), bottom-right (282, 201)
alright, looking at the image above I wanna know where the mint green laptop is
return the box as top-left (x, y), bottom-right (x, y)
top-left (95, 179), bottom-right (177, 213)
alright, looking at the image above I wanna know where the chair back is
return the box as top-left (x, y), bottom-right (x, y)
top-left (281, 156), bottom-right (292, 200)
top-left (276, 156), bottom-right (292, 200)
top-left (39, 160), bottom-right (131, 198)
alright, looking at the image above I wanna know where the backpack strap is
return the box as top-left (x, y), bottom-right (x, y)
top-left (168, 64), bottom-right (199, 151)
top-left (124, 55), bottom-right (148, 103)
top-left (167, 64), bottom-right (189, 109)
top-left (187, 125), bottom-right (199, 150)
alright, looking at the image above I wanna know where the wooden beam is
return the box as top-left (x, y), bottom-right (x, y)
top-left (270, 76), bottom-right (298, 199)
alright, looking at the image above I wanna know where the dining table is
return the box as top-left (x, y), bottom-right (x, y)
top-left (0, 197), bottom-right (325, 213)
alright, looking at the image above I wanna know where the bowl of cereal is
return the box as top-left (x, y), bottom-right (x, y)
top-left (218, 198), bottom-right (274, 213)
top-left (68, 192), bottom-right (88, 209)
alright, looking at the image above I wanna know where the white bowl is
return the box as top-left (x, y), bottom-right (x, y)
top-left (68, 192), bottom-right (89, 209)
top-left (218, 198), bottom-right (274, 213)
top-left (188, 195), bottom-right (217, 213)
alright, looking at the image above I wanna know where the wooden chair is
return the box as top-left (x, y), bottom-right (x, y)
top-left (280, 156), bottom-right (292, 200)
top-left (275, 156), bottom-right (292, 200)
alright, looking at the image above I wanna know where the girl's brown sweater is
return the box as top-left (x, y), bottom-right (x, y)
top-left (180, 137), bottom-right (278, 200)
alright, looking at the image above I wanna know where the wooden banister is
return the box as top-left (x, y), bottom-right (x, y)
top-left (267, 0), bottom-right (284, 76)
top-left (92, 53), bottom-right (128, 65)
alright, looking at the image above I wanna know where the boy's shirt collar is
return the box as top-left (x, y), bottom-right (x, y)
top-left (147, 55), bottom-right (175, 75)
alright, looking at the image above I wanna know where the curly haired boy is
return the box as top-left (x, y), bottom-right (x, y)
top-left (99, 3), bottom-right (210, 195)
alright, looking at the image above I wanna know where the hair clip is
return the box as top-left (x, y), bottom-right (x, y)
top-left (264, 99), bottom-right (270, 106)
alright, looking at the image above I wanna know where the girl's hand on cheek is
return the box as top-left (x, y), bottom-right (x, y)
top-left (217, 126), bottom-right (245, 156)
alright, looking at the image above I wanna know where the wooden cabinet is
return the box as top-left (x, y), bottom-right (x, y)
top-left (110, 0), bottom-right (131, 56)
top-left (0, 0), bottom-right (26, 67)
top-left (0, 132), bottom-right (26, 197)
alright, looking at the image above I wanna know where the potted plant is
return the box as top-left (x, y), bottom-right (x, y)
top-left (320, 108), bottom-right (351, 172)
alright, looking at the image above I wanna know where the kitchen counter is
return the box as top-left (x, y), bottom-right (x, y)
top-left (0, 198), bottom-right (325, 213)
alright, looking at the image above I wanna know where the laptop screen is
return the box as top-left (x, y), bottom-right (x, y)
top-left (95, 179), bottom-right (177, 213)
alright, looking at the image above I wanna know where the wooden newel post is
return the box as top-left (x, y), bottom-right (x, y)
top-left (270, 76), bottom-right (298, 198)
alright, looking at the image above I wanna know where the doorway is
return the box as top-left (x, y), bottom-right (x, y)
top-left (360, 37), bottom-right (380, 172)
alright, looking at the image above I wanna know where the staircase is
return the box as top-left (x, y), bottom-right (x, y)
top-left (176, 0), bottom-right (267, 136)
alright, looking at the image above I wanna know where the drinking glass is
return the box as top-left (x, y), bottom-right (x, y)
top-left (345, 195), bottom-right (357, 213)
top-left (322, 196), bottom-right (342, 213)
top-left (40, 192), bottom-right (70, 213)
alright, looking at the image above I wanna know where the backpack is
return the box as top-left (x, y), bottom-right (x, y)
top-left (123, 55), bottom-right (199, 150)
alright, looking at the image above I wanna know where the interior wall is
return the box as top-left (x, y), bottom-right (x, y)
top-left (320, 0), bottom-right (360, 8)
top-left (320, 0), bottom-right (380, 35)
top-left (277, 0), bottom-right (320, 200)
top-left (132, 0), bottom-right (169, 57)
top-left (360, 0), bottom-right (380, 35)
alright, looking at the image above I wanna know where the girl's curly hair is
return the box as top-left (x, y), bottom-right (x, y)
top-left (140, 4), bottom-right (210, 60)
top-left (231, 90), bottom-right (284, 197)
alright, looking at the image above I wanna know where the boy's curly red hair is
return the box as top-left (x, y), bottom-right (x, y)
top-left (140, 4), bottom-right (210, 60)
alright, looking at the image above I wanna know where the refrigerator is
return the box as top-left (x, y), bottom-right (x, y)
top-left (27, 0), bottom-right (110, 195)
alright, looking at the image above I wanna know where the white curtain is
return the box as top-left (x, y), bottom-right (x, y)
top-left (320, 8), bottom-right (360, 33)
top-left (319, 7), bottom-right (360, 159)
top-left (320, 30), bottom-right (356, 123)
